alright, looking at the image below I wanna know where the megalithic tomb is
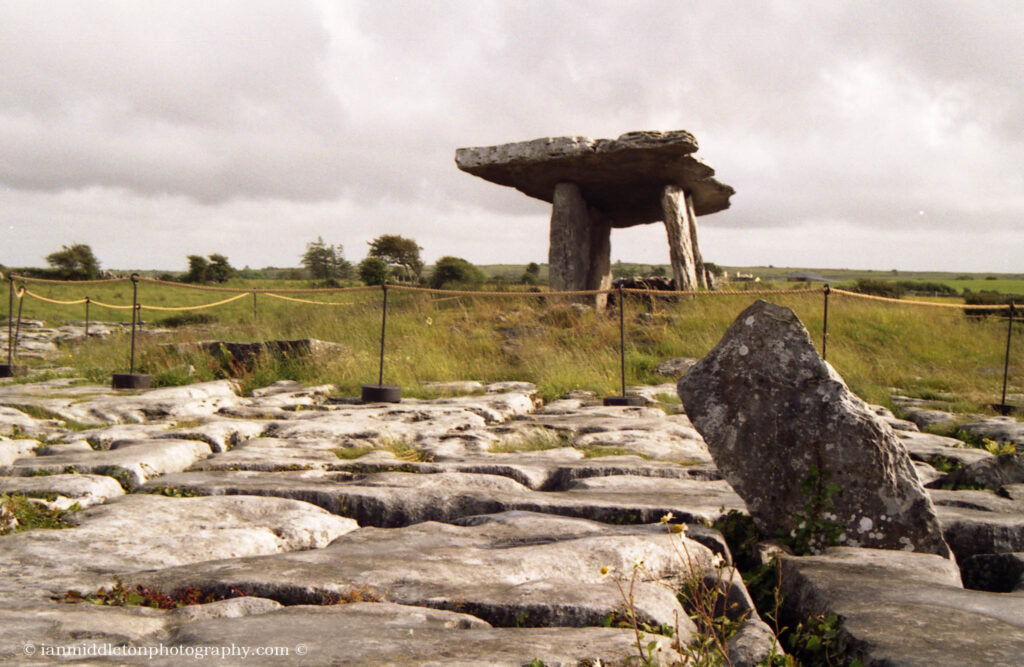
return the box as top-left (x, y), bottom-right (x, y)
top-left (455, 130), bottom-right (734, 307)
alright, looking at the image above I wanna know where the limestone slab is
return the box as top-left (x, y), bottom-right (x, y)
top-left (0, 494), bottom-right (358, 605)
top-left (898, 431), bottom-right (993, 468)
top-left (959, 417), bottom-right (1024, 448)
top-left (0, 439), bottom-right (38, 467)
top-left (122, 603), bottom-right (677, 666)
top-left (778, 547), bottom-right (1024, 665)
top-left (455, 130), bottom-right (734, 225)
top-left (0, 473), bottom-right (124, 508)
top-left (126, 512), bottom-right (707, 633)
top-left (143, 466), bottom-right (741, 528)
top-left (8, 439), bottom-right (213, 489)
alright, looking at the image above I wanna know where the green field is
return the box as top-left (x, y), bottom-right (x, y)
top-left (2, 275), bottom-right (1020, 415)
top-left (722, 266), bottom-right (1024, 295)
top-left (477, 264), bottom-right (1024, 296)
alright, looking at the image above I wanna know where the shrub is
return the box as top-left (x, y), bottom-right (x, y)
top-left (429, 256), bottom-right (485, 290)
top-left (851, 280), bottom-right (905, 299)
top-left (357, 257), bottom-right (389, 286)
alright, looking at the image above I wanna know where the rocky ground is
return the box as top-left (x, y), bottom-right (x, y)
top-left (0, 372), bottom-right (1022, 665)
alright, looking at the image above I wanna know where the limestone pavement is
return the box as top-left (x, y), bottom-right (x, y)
top-left (0, 375), bottom-right (1022, 665)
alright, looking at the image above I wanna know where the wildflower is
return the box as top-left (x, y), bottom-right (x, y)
top-left (600, 565), bottom-right (612, 577)
top-left (671, 523), bottom-right (686, 534)
top-left (425, 317), bottom-right (433, 327)
top-left (711, 553), bottom-right (725, 568)
top-left (660, 512), bottom-right (674, 524)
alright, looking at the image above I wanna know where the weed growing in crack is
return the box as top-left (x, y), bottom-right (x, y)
top-left (56, 580), bottom-right (384, 609)
top-left (331, 437), bottom-right (431, 462)
top-left (604, 514), bottom-right (756, 666)
top-left (787, 466), bottom-right (842, 556)
top-left (488, 428), bottom-right (571, 453)
top-left (0, 493), bottom-right (80, 534)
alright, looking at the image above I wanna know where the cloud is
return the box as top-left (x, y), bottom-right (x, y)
top-left (0, 0), bottom-right (347, 203)
top-left (0, 1), bottom-right (1021, 271)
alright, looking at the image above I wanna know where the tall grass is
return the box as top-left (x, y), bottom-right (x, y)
top-left (5, 280), bottom-right (1020, 410)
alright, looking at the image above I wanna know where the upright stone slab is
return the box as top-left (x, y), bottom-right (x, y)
top-left (549, 182), bottom-right (591, 293)
top-left (586, 215), bottom-right (612, 309)
top-left (661, 185), bottom-right (700, 291)
top-left (684, 192), bottom-right (710, 289)
top-left (677, 300), bottom-right (951, 558)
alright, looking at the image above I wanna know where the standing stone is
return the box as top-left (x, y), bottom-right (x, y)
top-left (549, 182), bottom-right (591, 293)
top-left (661, 186), bottom-right (700, 291)
top-left (684, 192), bottom-right (709, 289)
top-left (586, 215), bottom-right (612, 309)
top-left (677, 300), bottom-right (951, 558)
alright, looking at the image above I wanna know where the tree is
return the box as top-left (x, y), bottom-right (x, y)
top-left (45, 244), bottom-right (100, 280)
top-left (184, 255), bottom-right (209, 283)
top-left (520, 261), bottom-right (542, 285)
top-left (357, 257), bottom-right (388, 286)
top-left (184, 254), bottom-right (235, 284)
top-left (206, 254), bottom-right (235, 283)
top-left (301, 237), bottom-right (352, 281)
top-left (429, 256), bottom-right (485, 289)
top-left (367, 234), bottom-right (423, 282)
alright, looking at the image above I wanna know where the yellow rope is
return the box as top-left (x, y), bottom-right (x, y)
top-left (87, 299), bottom-right (135, 310)
top-left (389, 284), bottom-right (609, 297)
top-left (10, 274), bottom-right (129, 285)
top-left (621, 287), bottom-right (820, 297)
top-left (831, 288), bottom-right (1010, 310)
top-left (21, 289), bottom-right (87, 306)
top-left (11, 277), bottom-right (1012, 312)
top-left (391, 284), bottom-right (821, 298)
top-left (140, 292), bottom-right (252, 312)
top-left (138, 277), bottom-right (379, 294)
top-left (260, 292), bottom-right (356, 306)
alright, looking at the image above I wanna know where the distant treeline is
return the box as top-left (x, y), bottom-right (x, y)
top-left (850, 279), bottom-right (959, 299)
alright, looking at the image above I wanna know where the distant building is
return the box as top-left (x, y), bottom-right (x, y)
top-left (732, 272), bottom-right (760, 283)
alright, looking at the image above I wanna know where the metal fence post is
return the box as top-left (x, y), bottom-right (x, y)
top-left (603, 285), bottom-right (644, 406)
top-left (13, 286), bottom-right (25, 356)
top-left (361, 281), bottom-right (400, 402)
top-left (996, 301), bottom-right (1016, 414)
top-left (5, 276), bottom-right (13, 368)
top-left (379, 282), bottom-right (388, 386)
top-left (822, 284), bottom-right (831, 361)
top-left (112, 273), bottom-right (151, 389)
top-left (84, 297), bottom-right (90, 338)
top-left (129, 274), bottom-right (139, 375)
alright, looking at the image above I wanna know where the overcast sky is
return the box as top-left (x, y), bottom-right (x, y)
top-left (1, 1), bottom-right (1021, 273)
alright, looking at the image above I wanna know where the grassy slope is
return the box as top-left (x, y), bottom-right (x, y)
top-left (4, 278), bottom-right (1020, 412)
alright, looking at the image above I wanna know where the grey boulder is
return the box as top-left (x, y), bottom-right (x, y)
top-left (678, 300), bottom-right (950, 557)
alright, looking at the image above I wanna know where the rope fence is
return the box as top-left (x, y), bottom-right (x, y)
top-left (0, 273), bottom-right (1017, 411)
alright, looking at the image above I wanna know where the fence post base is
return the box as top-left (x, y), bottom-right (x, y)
top-left (602, 395), bottom-right (645, 407)
top-left (0, 364), bottom-right (27, 378)
top-left (991, 403), bottom-right (1019, 416)
top-left (112, 373), bottom-right (152, 390)
top-left (361, 384), bottom-right (401, 403)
